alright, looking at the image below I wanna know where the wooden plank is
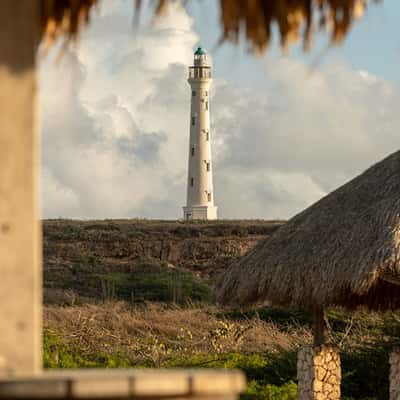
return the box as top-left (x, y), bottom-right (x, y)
top-left (0, 370), bottom-right (246, 399)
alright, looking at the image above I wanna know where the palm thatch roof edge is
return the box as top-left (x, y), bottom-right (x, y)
top-left (217, 150), bottom-right (400, 311)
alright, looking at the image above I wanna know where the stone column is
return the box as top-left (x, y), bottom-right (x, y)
top-left (389, 347), bottom-right (400, 400)
top-left (297, 345), bottom-right (341, 400)
top-left (0, 1), bottom-right (42, 376)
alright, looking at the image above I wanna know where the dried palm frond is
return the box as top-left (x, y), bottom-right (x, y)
top-left (38, 0), bottom-right (380, 53)
top-left (39, 0), bottom-right (99, 51)
top-left (217, 0), bottom-right (375, 53)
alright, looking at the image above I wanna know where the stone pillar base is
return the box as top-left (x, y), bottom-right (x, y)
top-left (389, 347), bottom-right (400, 400)
top-left (297, 345), bottom-right (341, 400)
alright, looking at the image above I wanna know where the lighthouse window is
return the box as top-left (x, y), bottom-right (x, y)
top-left (206, 162), bottom-right (210, 171)
top-left (205, 101), bottom-right (208, 110)
top-left (207, 192), bottom-right (212, 202)
top-left (205, 130), bottom-right (209, 141)
top-left (191, 147), bottom-right (195, 156)
top-left (190, 178), bottom-right (194, 187)
top-left (192, 90), bottom-right (196, 97)
top-left (205, 91), bottom-right (208, 96)
top-left (191, 116), bottom-right (195, 126)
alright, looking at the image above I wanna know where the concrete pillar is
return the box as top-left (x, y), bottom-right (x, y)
top-left (297, 345), bottom-right (341, 400)
top-left (389, 347), bottom-right (400, 400)
top-left (0, 1), bottom-right (42, 376)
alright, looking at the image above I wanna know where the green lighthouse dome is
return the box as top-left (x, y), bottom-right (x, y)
top-left (194, 47), bottom-right (207, 55)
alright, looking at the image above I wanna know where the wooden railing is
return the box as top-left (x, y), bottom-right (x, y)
top-left (0, 369), bottom-right (245, 399)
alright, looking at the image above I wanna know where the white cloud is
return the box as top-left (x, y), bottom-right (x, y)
top-left (212, 58), bottom-right (400, 218)
top-left (39, 0), bottom-right (400, 220)
top-left (40, 0), bottom-right (198, 219)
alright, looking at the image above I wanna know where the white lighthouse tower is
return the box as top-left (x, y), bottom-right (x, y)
top-left (183, 47), bottom-right (218, 220)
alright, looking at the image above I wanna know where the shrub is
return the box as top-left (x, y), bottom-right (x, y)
top-left (341, 346), bottom-right (389, 400)
top-left (243, 380), bottom-right (297, 400)
top-left (43, 331), bottom-right (131, 369)
top-left (95, 264), bottom-right (213, 304)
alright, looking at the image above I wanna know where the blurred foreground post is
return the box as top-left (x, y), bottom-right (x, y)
top-left (0, 0), bottom-right (42, 377)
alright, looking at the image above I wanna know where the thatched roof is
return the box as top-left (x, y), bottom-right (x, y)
top-left (217, 150), bottom-right (400, 311)
top-left (39, 0), bottom-right (378, 53)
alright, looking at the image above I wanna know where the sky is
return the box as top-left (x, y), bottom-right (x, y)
top-left (39, 0), bottom-right (400, 220)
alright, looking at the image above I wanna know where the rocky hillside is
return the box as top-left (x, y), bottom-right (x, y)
top-left (43, 219), bottom-right (283, 304)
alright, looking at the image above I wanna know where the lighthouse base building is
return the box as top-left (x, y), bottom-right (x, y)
top-left (183, 205), bottom-right (218, 220)
top-left (183, 47), bottom-right (218, 221)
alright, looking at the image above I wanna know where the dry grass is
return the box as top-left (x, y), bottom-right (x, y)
top-left (44, 302), bottom-right (311, 366)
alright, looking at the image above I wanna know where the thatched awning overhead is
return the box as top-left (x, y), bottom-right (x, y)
top-left (217, 150), bottom-right (400, 311)
top-left (38, 0), bottom-right (377, 52)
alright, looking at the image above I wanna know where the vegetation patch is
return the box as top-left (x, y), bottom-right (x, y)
top-left (44, 331), bottom-right (130, 369)
top-left (95, 264), bottom-right (213, 304)
top-left (42, 220), bottom-right (400, 399)
top-left (44, 303), bottom-right (400, 399)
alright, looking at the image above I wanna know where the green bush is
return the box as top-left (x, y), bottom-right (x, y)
top-left (166, 351), bottom-right (297, 389)
top-left (95, 263), bottom-right (213, 304)
top-left (341, 346), bottom-right (389, 400)
top-left (243, 380), bottom-right (297, 400)
top-left (166, 352), bottom-right (297, 400)
top-left (43, 331), bottom-right (131, 369)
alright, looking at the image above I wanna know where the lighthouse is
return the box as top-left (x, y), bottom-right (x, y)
top-left (183, 47), bottom-right (218, 220)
